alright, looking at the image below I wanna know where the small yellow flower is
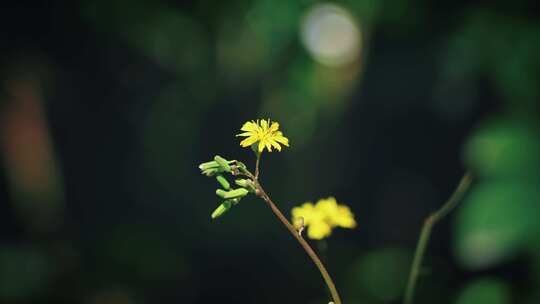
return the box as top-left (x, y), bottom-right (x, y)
top-left (236, 119), bottom-right (290, 153)
top-left (316, 197), bottom-right (357, 229)
top-left (291, 197), bottom-right (356, 240)
top-left (292, 202), bottom-right (332, 239)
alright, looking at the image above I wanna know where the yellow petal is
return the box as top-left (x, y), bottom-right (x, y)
top-left (260, 119), bottom-right (268, 130)
top-left (292, 203), bottom-right (315, 225)
top-left (334, 206), bottom-right (357, 228)
top-left (265, 140), bottom-right (273, 152)
top-left (258, 140), bottom-right (265, 153)
top-left (319, 197), bottom-right (356, 229)
top-left (269, 139), bottom-right (282, 151)
top-left (307, 221), bottom-right (332, 240)
top-left (273, 132), bottom-right (289, 146)
top-left (316, 197), bottom-right (339, 216)
top-left (241, 121), bottom-right (259, 132)
top-left (270, 121), bottom-right (279, 132)
top-left (236, 131), bottom-right (256, 137)
top-left (292, 202), bottom-right (314, 214)
top-left (240, 136), bottom-right (259, 147)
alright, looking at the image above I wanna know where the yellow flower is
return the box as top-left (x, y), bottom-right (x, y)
top-left (236, 119), bottom-right (290, 153)
top-left (292, 202), bottom-right (332, 239)
top-left (316, 197), bottom-right (357, 229)
top-left (291, 197), bottom-right (356, 240)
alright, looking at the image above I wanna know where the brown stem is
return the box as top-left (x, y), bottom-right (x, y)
top-left (255, 182), bottom-right (342, 304)
top-left (235, 161), bottom-right (342, 303)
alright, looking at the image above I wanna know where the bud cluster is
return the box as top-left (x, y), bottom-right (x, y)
top-left (199, 155), bottom-right (256, 219)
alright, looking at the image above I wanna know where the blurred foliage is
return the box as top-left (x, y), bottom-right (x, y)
top-left (442, 10), bottom-right (540, 113)
top-left (454, 180), bottom-right (539, 269)
top-left (464, 119), bottom-right (540, 179)
top-left (1, 0), bottom-right (540, 303)
top-left (456, 118), bottom-right (540, 270)
top-left (455, 278), bottom-right (511, 304)
top-left (346, 248), bottom-right (410, 303)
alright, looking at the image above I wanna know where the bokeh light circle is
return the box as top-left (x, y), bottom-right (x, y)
top-left (300, 3), bottom-right (361, 67)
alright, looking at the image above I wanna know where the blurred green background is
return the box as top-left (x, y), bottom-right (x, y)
top-left (1, 0), bottom-right (539, 303)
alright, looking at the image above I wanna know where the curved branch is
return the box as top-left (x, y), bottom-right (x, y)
top-left (403, 173), bottom-right (473, 304)
top-left (255, 182), bottom-right (342, 304)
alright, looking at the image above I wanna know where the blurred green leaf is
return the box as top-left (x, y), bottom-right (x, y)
top-left (443, 10), bottom-right (540, 112)
top-left (346, 248), bottom-right (410, 302)
top-left (464, 119), bottom-right (540, 179)
top-left (341, 0), bottom-right (381, 27)
top-left (454, 181), bottom-right (540, 269)
top-left (246, 0), bottom-right (303, 59)
top-left (455, 278), bottom-right (510, 304)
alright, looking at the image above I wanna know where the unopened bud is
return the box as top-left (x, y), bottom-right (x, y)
top-left (199, 160), bottom-right (219, 171)
top-left (216, 175), bottom-right (230, 190)
top-left (216, 188), bottom-right (249, 199)
top-left (202, 168), bottom-right (219, 177)
top-left (235, 179), bottom-right (256, 192)
top-left (214, 155), bottom-right (231, 172)
top-left (235, 161), bottom-right (247, 170)
top-left (199, 158), bottom-right (235, 176)
top-left (211, 200), bottom-right (232, 219)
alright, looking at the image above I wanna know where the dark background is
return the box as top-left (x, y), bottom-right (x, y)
top-left (1, 1), bottom-right (540, 303)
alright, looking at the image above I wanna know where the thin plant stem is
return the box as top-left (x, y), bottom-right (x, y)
top-left (255, 153), bottom-right (261, 179)
top-left (403, 172), bottom-right (473, 304)
top-left (255, 182), bottom-right (342, 304)
top-left (235, 162), bottom-right (342, 304)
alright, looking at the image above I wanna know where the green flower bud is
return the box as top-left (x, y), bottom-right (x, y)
top-left (198, 160), bottom-right (219, 171)
top-left (202, 167), bottom-right (219, 177)
top-left (199, 159), bottom-right (236, 176)
top-left (216, 188), bottom-right (249, 199)
top-left (215, 189), bottom-right (227, 198)
top-left (214, 155), bottom-right (231, 172)
top-left (235, 161), bottom-right (247, 170)
top-left (216, 175), bottom-right (230, 190)
top-left (235, 179), bottom-right (256, 192)
top-left (211, 200), bottom-right (232, 219)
